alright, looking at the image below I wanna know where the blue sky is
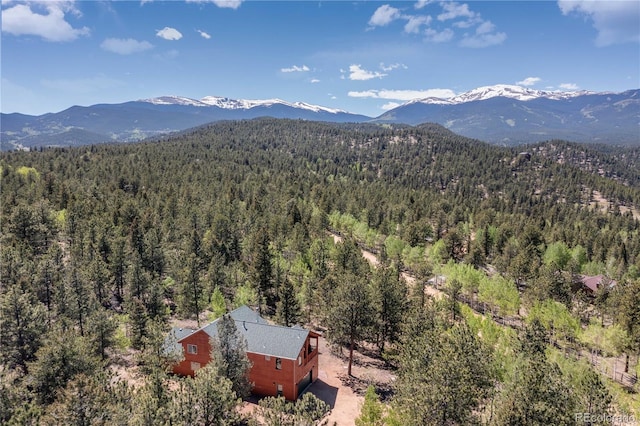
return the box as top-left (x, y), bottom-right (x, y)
top-left (2, 0), bottom-right (639, 116)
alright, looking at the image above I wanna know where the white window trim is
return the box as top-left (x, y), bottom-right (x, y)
top-left (187, 344), bottom-right (197, 354)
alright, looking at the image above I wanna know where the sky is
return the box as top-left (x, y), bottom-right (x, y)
top-left (2, 0), bottom-right (639, 117)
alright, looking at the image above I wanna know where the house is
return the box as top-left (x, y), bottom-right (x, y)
top-left (579, 274), bottom-right (616, 296)
top-left (167, 306), bottom-right (319, 401)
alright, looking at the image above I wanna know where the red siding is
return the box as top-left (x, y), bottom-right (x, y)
top-left (249, 353), bottom-right (297, 400)
top-left (172, 330), bottom-right (212, 377)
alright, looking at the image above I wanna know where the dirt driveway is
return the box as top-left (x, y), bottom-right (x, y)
top-left (306, 336), bottom-right (395, 425)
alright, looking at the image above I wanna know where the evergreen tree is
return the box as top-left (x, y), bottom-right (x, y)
top-left (179, 253), bottom-right (205, 326)
top-left (128, 297), bottom-right (149, 350)
top-left (356, 386), bottom-right (385, 426)
top-left (0, 286), bottom-right (47, 373)
top-left (210, 314), bottom-right (253, 398)
top-left (170, 363), bottom-right (240, 426)
top-left (393, 311), bottom-right (494, 425)
top-left (492, 320), bottom-right (576, 425)
top-left (27, 327), bottom-right (100, 405)
top-left (327, 271), bottom-right (373, 376)
top-left (251, 227), bottom-right (274, 314)
top-left (276, 276), bottom-right (300, 327)
top-left (614, 279), bottom-right (640, 372)
top-left (372, 265), bottom-right (406, 352)
top-left (41, 373), bottom-right (130, 426)
top-left (258, 393), bottom-right (329, 426)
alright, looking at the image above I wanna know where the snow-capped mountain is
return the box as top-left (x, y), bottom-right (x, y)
top-left (142, 95), bottom-right (347, 114)
top-left (375, 87), bottom-right (639, 145)
top-left (412, 84), bottom-right (596, 106)
top-left (1, 96), bottom-right (368, 150)
top-left (1, 87), bottom-right (638, 149)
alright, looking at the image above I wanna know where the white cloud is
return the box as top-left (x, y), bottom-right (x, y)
top-left (281, 65), bottom-right (310, 73)
top-left (348, 90), bottom-right (379, 98)
top-left (460, 21), bottom-right (506, 47)
top-left (211, 0), bottom-right (243, 8)
top-left (380, 62), bottom-right (408, 72)
top-left (311, 79), bottom-right (321, 83)
top-left (101, 38), bottom-right (153, 55)
top-left (425, 28), bottom-right (454, 43)
top-left (558, 0), bottom-right (640, 46)
top-left (460, 31), bottom-right (506, 47)
top-left (348, 64), bottom-right (387, 81)
top-left (404, 15), bottom-right (432, 34)
top-left (348, 88), bottom-right (456, 101)
top-left (186, 0), bottom-right (244, 9)
top-left (382, 102), bottom-right (401, 110)
top-left (559, 83), bottom-right (579, 90)
top-left (476, 20), bottom-right (496, 35)
top-left (197, 29), bottom-right (211, 39)
top-left (156, 27), bottom-right (182, 41)
top-left (438, 2), bottom-right (475, 21)
top-left (516, 77), bottom-right (541, 87)
top-left (1, 2), bottom-right (89, 42)
top-left (41, 75), bottom-right (124, 93)
top-left (369, 4), bottom-right (401, 27)
top-left (414, 0), bottom-right (432, 10)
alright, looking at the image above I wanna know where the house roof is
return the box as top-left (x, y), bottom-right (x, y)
top-left (178, 305), bottom-right (311, 360)
top-left (580, 275), bottom-right (617, 293)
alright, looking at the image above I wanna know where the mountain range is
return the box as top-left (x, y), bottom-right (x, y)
top-left (1, 85), bottom-right (638, 150)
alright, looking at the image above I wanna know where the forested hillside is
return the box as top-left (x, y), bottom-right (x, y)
top-left (1, 118), bottom-right (639, 424)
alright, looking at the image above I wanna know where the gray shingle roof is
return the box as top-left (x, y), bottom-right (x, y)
top-left (179, 305), bottom-right (309, 360)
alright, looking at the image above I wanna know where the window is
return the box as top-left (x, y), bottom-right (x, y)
top-left (275, 358), bottom-right (282, 370)
top-left (265, 355), bottom-right (271, 361)
top-left (191, 362), bottom-right (201, 372)
top-left (276, 384), bottom-right (283, 396)
top-left (187, 344), bottom-right (197, 354)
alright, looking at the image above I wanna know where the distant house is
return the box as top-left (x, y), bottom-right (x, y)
top-left (579, 275), bottom-right (616, 296)
top-left (167, 306), bottom-right (319, 401)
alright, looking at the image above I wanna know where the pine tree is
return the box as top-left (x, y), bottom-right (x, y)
top-left (0, 286), bottom-right (47, 373)
top-left (41, 373), bottom-right (130, 426)
top-left (492, 320), bottom-right (577, 425)
top-left (372, 265), bottom-right (406, 352)
top-left (128, 297), bottom-right (149, 350)
top-left (327, 271), bottom-right (373, 376)
top-left (28, 327), bottom-right (100, 405)
top-left (356, 386), bottom-right (384, 426)
top-left (393, 313), bottom-right (494, 425)
top-left (210, 314), bottom-right (253, 398)
top-left (179, 253), bottom-right (204, 326)
top-left (614, 279), bottom-right (640, 372)
top-left (251, 227), bottom-right (273, 314)
top-left (190, 364), bottom-right (240, 426)
top-left (276, 276), bottom-right (300, 327)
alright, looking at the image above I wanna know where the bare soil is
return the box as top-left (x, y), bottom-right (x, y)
top-left (306, 336), bottom-right (395, 425)
top-left (241, 335), bottom-right (396, 425)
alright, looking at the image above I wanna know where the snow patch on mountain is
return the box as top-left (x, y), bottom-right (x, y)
top-left (142, 96), bottom-right (209, 107)
top-left (141, 95), bottom-right (345, 114)
top-left (412, 84), bottom-right (597, 106)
